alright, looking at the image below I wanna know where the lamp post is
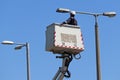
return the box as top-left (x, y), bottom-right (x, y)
top-left (1, 40), bottom-right (31, 80)
top-left (56, 8), bottom-right (116, 80)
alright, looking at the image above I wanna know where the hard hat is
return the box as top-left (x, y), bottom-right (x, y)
top-left (70, 11), bottom-right (76, 15)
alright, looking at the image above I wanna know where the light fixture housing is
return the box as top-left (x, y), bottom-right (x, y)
top-left (1, 41), bottom-right (14, 45)
top-left (56, 8), bottom-right (70, 13)
top-left (14, 45), bottom-right (25, 50)
top-left (103, 12), bottom-right (116, 17)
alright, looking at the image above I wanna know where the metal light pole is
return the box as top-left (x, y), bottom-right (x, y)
top-left (56, 8), bottom-right (116, 80)
top-left (1, 41), bottom-right (31, 80)
top-left (94, 14), bottom-right (101, 80)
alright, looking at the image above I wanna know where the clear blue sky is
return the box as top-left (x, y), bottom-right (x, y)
top-left (0, 0), bottom-right (120, 80)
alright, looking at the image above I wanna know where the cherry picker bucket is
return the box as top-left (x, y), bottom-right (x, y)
top-left (46, 23), bottom-right (84, 54)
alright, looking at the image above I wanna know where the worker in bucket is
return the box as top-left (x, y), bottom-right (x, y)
top-left (61, 11), bottom-right (78, 25)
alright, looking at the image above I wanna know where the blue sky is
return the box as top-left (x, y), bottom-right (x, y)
top-left (0, 0), bottom-right (120, 80)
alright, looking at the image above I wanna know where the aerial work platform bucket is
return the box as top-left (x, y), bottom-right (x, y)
top-left (45, 23), bottom-right (84, 54)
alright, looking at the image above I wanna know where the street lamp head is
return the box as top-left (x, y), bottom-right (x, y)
top-left (14, 45), bottom-right (25, 50)
top-left (103, 12), bottom-right (116, 17)
top-left (56, 8), bottom-right (70, 13)
top-left (1, 40), bottom-right (15, 45)
top-left (1, 40), bottom-right (26, 50)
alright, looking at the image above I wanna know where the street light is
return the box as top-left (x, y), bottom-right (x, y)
top-left (56, 8), bottom-right (116, 80)
top-left (56, 8), bottom-right (116, 17)
top-left (1, 40), bottom-right (31, 80)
